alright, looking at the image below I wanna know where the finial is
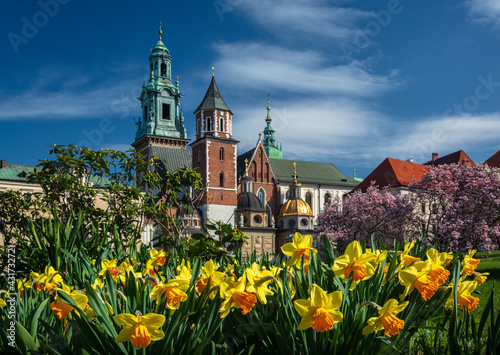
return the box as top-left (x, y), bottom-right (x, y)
top-left (293, 162), bottom-right (297, 182)
top-left (353, 168), bottom-right (356, 178)
top-left (142, 80), bottom-right (145, 86)
top-left (258, 132), bottom-right (262, 140)
top-left (150, 48), bottom-right (152, 54)
top-left (159, 22), bottom-right (162, 40)
top-left (245, 159), bottom-right (249, 173)
top-left (212, 67), bottom-right (216, 77)
top-left (175, 76), bottom-right (179, 88)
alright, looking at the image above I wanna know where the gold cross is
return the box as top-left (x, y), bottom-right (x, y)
top-left (245, 159), bottom-right (249, 173)
top-left (293, 162), bottom-right (297, 181)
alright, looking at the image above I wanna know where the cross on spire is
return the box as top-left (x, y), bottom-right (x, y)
top-left (293, 162), bottom-right (297, 182)
top-left (245, 158), bottom-right (249, 174)
top-left (212, 66), bottom-right (216, 77)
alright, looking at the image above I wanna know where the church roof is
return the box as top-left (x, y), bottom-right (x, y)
top-left (354, 158), bottom-right (426, 192)
top-left (485, 150), bottom-right (500, 168)
top-left (424, 150), bottom-right (474, 167)
top-left (236, 148), bottom-right (256, 177)
top-left (269, 158), bottom-right (359, 187)
top-left (0, 163), bottom-right (35, 182)
top-left (151, 146), bottom-right (192, 176)
top-left (195, 76), bottom-right (232, 113)
top-left (237, 192), bottom-right (266, 212)
top-left (278, 198), bottom-right (314, 217)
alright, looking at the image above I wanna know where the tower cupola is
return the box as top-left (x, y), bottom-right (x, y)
top-left (262, 92), bottom-right (283, 159)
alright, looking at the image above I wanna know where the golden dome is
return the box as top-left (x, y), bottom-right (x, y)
top-left (278, 199), bottom-right (313, 217)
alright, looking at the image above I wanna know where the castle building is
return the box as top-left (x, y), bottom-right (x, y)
top-left (130, 26), bottom-right (360, 254)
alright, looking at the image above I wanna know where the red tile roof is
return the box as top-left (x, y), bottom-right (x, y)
top-left (424, 150), bottom-right (474, 167)
top-left (354, 158), bottom-right (426, 192)
top-left (485, 150), bottom-right (500, 168)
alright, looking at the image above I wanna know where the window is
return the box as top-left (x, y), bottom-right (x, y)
top-left (253, 215), bottom-right (262, 224)
top-left (220, 171), bottom-right (224, 188)
top-left (305, 192), bottom-right (312, 208)
top-left (143, 106), bottom-right (148, 121)
top-left (432, 204), bottom-right (438, 214)
top-left (220, 117), bottom-right (224, 131)
top-left (288, 219), bottom-right (296, 228)
top-left (206, 117), bottom-right (212, 131)
top-left (161, 63), bottom-right (166, 77)
top-left (220, 147), bottom-right (225, 161)
top-left (197, 151), bottom-right (201, 163)
top-left (258, 188), bottom-right (265, 206)
top-left (324, 193), bottom-right (331, 205)
top-left (421, 203), bottom-right (426, 214)
top-left (286, 191), bottom-right (290, 200)
top-left (265, 163), bottom-right (269, 182)
top-left (300, 218), bottom-right (308, 227)
top-left (162, 103), bottom-right (170, 120)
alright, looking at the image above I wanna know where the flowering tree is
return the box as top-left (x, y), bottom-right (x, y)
top-left (317, 183), bottom-right (417, 252)
top-left (409, 164), bottom-right (500, 252)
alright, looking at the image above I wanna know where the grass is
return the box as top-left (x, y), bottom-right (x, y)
top-left (473, 251), bottom-right (500, 321)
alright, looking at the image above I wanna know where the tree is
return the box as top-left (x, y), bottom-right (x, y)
top-left (409, 163), bottom-right (500, 252)
top-left (317, 183), bottom-right (417, 252)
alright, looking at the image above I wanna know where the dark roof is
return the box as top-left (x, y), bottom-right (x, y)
top-left (151, 146), bottom-right (192, 177)
top-left (424, 150), bottom-right (474, 167)
top-left (354, 158), bottom-right (426, 192)
top-left (0, 164), bottom-right (35, 182)
top-left (194, 76), bottom-right (231, 113)
top-left (237, 192), bottom-right (265, 212)
top-left (485, 150), bottom-right (500, 168)
top-left (269, 158), bottom-right (359, 187)
top-left (237, 148), bottom-right (256, 178)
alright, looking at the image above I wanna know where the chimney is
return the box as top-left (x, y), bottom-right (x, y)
top-left (1, 160), bottom-right (5, 168)
top-left (432, 152), bottom-right (438, 161)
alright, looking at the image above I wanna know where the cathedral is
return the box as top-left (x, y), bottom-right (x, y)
top-left (132, 27), bottom-right (360, 255)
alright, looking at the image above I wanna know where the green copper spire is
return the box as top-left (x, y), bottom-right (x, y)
top-left (134, 23), bottom-right (186, 141)
top-left (262, 92), bottom-right (282, 159)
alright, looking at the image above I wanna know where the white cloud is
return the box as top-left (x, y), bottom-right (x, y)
top-left (467, 0), bottom-right (500, 27)
top-left (212, 41), bottom-right (400, 97)
top-left (0, 70), bottom-right (143, 121)
top-left (221, 0), bottom-right (372, 41)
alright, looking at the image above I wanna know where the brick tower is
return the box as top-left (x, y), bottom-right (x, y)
top-left (190, 72), bottom-right (238, 225)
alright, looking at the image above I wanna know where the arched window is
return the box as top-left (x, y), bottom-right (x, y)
top-left (285, 191), bottom-right (290, 200)
top-left (220, 147), bottom-right (225, 161)
top-left (143, 106), bottom-right (148, 121)
top-left (257, 188), bottom-right (265, 206)
top-left (305, 192), bottom-right (312, 208)
top-left (161, 63), bottom-right (166, 77)
top-left (220, 117), bottom-right (224, 131)
top-left (220, 171), bottom-right (224, 188)
top-left (252, 161), bottom-right (257, 181)
top-left (265, 163), bottom-right (270, 182)
top-left (206, 118), bottom-right (212, 131)
top-left (324, 193), bottom-right (331, 205)
top-left (154, 62), bottom-right (158, 76)
top-left (197, 150), bottom-right (200, 164)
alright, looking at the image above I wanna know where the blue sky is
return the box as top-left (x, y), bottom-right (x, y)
top-left (1, 0), bottom-right (499, 178)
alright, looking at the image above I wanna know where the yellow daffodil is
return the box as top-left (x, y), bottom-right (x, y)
top-left (362, 299), bottom-right (408, 337)
top-left (149, 279), bottom-right (189, 311)
top-left (462, 250), bottom-right (480, 276)
top-left (399, 266), bottom-right (438, 300)
top-left (332, 240), bottom-right (377, 290)
top-left (99, 259), bottom-right (120, 278)
top-left (196, 260), bottom-right (224, 298)
top-left (413, 248), bottom-right (450, 286)
top-left (395, 241), bottom-right (420, 273)
top-left (281, 233), bottom-right (317, 269)
top-left (149, 249), bottom-right (167, 267)
top-left (293, 284), bottom-right (343, 332)
top-left (50, 290), bottom-right (88, 321)
top-left (445, 281), bottom-right (480, 312)
top-left (30, 266), bottom-right (63, 292)
top-left (244, 263), bottom-right (276, 305)
top-left (176, 259), bottom-right (192, 275)
top-left (114, 313), bottom-right (165, 348)
top-left (219, 277), bottom-right (257, 318)
top-left (0, 298), bottom-right (6, 307)
top-left (473, 271), bottom-right (489, 285)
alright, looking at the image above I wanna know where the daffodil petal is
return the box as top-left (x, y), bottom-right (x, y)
top-left (115, 326), bottom-right (134, 343)
top-left (114, 313), bottom-right (138, 327)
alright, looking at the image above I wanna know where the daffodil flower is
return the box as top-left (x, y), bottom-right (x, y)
top-left (244, 263), bottom-right (275, 305)
top-left (0, 298), bottom-right (6, 307)
top-left (50, 290), bottom-right (88, 321)
top-left (395, 241), bottom-right (421, 273)
top-left (99, 259), bottom-right (120, 278)
top-left (332, 241), bottom-right (377, 290)
top-left (445, 281), bottom-right (479, 312)
top-left (399, 266), bottom-right (438, 300)
top-left (462, 250), bottom-right (480, 276)
top-left (293, 284), bottom-right (343, 332)
top-left (281, 233), bottom-right (317, 269)
top-left (413, 248), bottom-right (450, 286)
top-left (114, 313), bottom-right (165, 348)
top-left (219, 277), bottom-right (257, 318)
top-left (149, 249), bottom-right (167, 267)
top-left (362, 299), bottom-right (408, 337)
top-left (149, 279), bottom-right (188, 311)
top-left (196, 259), bottom-right (224, 298)
top-left (473, 271), bottom-right (489, 285)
